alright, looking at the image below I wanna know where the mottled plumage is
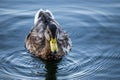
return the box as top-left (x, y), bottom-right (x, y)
top-left (25, 9), bottom-right (72, 60)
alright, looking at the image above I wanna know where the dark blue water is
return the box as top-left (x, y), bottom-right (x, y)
top-left (0, 0), bottom-right (120, 80)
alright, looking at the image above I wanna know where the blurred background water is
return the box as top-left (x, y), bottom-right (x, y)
top-left (0, 0), bottom-right (120, 80)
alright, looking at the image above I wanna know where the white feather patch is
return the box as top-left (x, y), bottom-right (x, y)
top-left (34, 9), bottom-right (43, 25)
top-left (46, 10), bottom-right (54, 19)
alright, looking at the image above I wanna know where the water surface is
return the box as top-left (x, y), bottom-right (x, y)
top-left (0, 0), bottom-right (120, 80)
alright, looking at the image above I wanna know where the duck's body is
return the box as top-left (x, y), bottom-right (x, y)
top-left (25, 9), bottom-right (72, 60)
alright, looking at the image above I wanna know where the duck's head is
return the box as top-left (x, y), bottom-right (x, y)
top-left (44, 23), bottom-right (58, 54)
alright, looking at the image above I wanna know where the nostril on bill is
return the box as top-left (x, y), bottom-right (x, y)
top-left (53, 51), bottom-right (57, 54)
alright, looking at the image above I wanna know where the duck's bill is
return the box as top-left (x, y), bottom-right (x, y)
top-left (50, 38), bottom-right (58, 54)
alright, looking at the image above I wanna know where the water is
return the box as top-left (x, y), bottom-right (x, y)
top-left (0, 0), bottom-right (120, 80)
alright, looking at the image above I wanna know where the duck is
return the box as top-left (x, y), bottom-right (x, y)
top-left (25, 9), bottom-right (72, 60)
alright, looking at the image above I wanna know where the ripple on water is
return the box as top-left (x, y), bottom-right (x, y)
top-left (0, 49), bottom-right (47, 79)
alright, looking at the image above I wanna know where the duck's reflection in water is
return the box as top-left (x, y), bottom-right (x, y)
top-left (44, 60), bottom-right (60, 80)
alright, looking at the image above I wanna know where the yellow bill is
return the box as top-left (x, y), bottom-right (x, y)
top-left (50, 38), bottom-right (58, 53)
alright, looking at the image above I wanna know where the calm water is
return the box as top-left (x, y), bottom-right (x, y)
top-left (0, 0), bottom-right (120, 80)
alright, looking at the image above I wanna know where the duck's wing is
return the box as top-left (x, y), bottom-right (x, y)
top-left (57, 29), bottom-right (72, 53)
top-left (25, 24), bottom-right (45, 55)
top-left (26, 10), bottom-right (48, 55)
